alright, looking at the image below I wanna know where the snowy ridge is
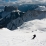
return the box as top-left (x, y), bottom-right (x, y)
top-left (0, 10), bottom-right (46, 30)
top-left (7, 10), bottom-right (46, 30)
top-left (19, 18), bottom-right (46, 32)
top-left (35, 6), bottom-right (46, 11)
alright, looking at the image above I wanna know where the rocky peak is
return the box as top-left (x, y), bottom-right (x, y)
top-left (4, 6), bottom-right (17, 12)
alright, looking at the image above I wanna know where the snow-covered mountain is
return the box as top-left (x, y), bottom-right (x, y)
top-left (3, 10), bottom-right (46, 30)
top-left (0, 8), bottom-right (25, 29)
top-left (0, 5), bottom-right (46, 46)
top-left (0, 5), bottom-right (46, 30)
top-left (0, 4), bottom-right (39, 12)
top-left (35, 6), bottom-right (46, 11)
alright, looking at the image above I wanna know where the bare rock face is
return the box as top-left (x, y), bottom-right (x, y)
top-left (4, 6), bottom-right (17, 12)
top-left (0, 14), bottom-right (2, 19)
top-left (0, 8), bottom-right (25, 30)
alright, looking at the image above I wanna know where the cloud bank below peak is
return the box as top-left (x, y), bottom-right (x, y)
top-left (17, 0), bottom-right (46, 4)
top-left (0, 0), bottom-right (46, 6)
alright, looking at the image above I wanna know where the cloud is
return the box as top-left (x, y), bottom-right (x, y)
top-left (0, 0), bottom-right (46, 3)
top-left (17, 0), bottom-right (46, 4)
top-left (0, 0), bottom-right (46, 6)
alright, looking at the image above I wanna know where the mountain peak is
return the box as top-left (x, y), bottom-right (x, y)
top-left (35, 6), bottom-right (46, 11)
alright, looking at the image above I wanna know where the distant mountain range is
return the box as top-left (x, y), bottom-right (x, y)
top-left (0, 4), bottom-right (46, 30)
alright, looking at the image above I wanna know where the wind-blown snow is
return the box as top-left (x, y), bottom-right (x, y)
top-left (0, 18), bottom-right (46, 46)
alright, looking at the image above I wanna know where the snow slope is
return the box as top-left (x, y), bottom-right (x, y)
top-left (0, 18), bottom-right (46, 46)
top-left (19, 18), bottom-right (46, 32)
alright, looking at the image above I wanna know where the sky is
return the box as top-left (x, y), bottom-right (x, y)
top-left (0, 0), bottom-right (45, 2)
top-left (0, 0), bottom-right (46, 6)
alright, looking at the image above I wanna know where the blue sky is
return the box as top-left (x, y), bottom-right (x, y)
top-left (2, 0), bottom-right (17, 2)
top-left (2, 0), bottom-right (9, 2)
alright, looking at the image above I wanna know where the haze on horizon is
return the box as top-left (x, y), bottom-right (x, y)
top-left (0, 0), bottom-right (46, 6)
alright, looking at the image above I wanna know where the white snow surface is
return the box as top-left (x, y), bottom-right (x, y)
top-left (0, 18), bottom-right (46, 46)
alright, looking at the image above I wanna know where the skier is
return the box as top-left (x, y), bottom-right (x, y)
top-left (32, 34), bottom-right (36, 39)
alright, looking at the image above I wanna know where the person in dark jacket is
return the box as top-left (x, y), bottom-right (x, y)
top-left (32, 34), bottom-right (36, 39)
